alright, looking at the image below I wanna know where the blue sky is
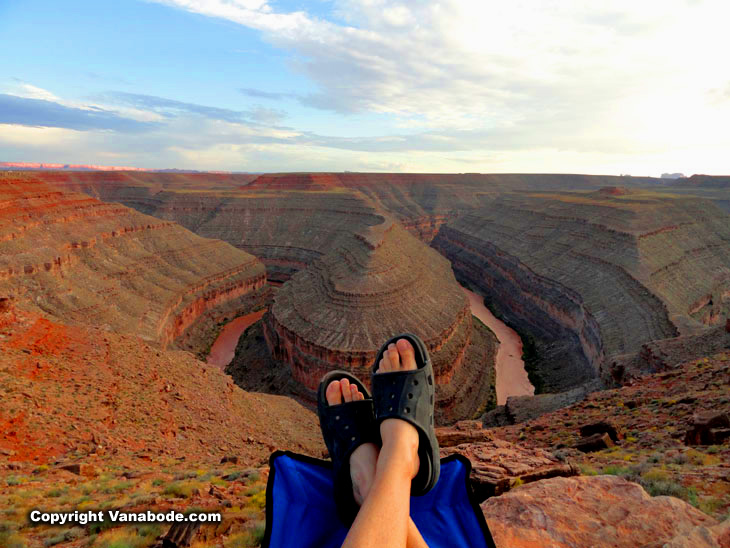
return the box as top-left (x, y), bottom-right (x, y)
top-left (1, 0), bottom-right (729, 174)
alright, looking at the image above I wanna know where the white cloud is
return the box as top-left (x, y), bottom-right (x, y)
top-left (146, 0), bottom-right (730, 164)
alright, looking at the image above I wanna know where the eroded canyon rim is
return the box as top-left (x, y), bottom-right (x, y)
top-left (42, 171), bottom-right (730, 402)
top-left (2, 170), bottom-right (730, 548)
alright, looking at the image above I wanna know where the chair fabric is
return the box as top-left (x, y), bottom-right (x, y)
top-left (262, 451), bottom-right (496, 548)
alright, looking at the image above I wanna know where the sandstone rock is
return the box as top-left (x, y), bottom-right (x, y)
top-left (0, 173), bottom-right (267, 352)
top-left (685, 412), bottom-right (730, 445)
top-left (441, 439), bottom-right (578, 502)
top-left (59, 463), bottom-right (96, 476)
top-left (482, 475), bottom-right (719, 548)
top-left (573, 432), bottom-right (614, 452)
top-left (436, 421), bottom-right (492, 447)
top-left (579, 420), bottom-right (621, 442)
top-left (264, 219), bottom-right (494, 422)
top-left (661, 518), bottom-right (730, 548)
top-left (154, 521), bottom-right (201, 548)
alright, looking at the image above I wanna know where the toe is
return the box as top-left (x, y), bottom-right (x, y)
top-left (396, 339), bottom-right (417, 370)
top-left (350, 384), bottom-right (360, 401)
top-left (341, 378), bottom-right (353, 402)
top-left (326, 380), bottom-right (342, 405)
top-left (387, 343), bottom-right (401, 370)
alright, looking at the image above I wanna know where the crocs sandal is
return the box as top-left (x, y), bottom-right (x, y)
top-left (317, 370), bottom-right (379, 526)
top-left (371, 333), bottom-right (440, 496)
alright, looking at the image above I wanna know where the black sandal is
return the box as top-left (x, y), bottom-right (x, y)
top-left (370, 333), bottom-right (440, 496)
top-left (316, 370), bottom-right (379, 526)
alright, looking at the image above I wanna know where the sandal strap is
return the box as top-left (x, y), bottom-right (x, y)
top-left (319, 398), bottom-right (377, 465)
top-left (372, 368), bottom-right (434, 432)
top-left (370, 333), bottom-right (440, 496)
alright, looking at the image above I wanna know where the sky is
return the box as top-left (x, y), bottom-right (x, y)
top-left (1, 0), bottom-right (729, 174)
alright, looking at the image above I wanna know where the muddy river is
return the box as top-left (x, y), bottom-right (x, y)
top-left (206, 309), bottom-right (266, 368)
top-left (460, 287), bottom-right (534, 404)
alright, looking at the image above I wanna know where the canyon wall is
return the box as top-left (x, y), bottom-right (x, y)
top-left (0, 173), bottom-right (266, 350)
top-left (433, 189), bottom-right (730, 391)
top-left (263, 219), bottom-right (497, 423)
top-left (433, 222), bottom-right (604, 392)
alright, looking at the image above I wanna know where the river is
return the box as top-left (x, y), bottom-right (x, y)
top-left (460, 287), bottom-right (534, 404)
top-left (206, 309), bottom-right (266, 368)
top-left (207, 290), bottom-right (534, 403)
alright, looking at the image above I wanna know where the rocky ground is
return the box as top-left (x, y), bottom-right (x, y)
top-left (493, 351), bottom-right (730, 521)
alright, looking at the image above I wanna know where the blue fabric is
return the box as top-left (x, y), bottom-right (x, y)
top-left (265, 453), bottom-right (492, 548)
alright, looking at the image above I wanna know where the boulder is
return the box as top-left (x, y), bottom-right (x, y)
top-left (579, 420), bottom-right (621, 443)
top-left (482, 475), bottom-right (719, 548)
top-left (685, 412), bottom-right (730, 445)
top-left (573, 432), bottom-right (614, 452)
top-left (662, 519), bottom-right (730, 548)
top-left (440, 438), bottom-right (578, 502)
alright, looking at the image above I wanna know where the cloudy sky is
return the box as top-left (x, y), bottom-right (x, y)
top-left (1, 0), bottom-right (729, 174)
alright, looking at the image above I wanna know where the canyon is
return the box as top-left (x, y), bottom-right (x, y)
top-left (2, 169), bottom-right (729, 547)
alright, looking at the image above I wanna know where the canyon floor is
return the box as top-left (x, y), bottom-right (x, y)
top-left (2, 170), bottom-right (730, 548)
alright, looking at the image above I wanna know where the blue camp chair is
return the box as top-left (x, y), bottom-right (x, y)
top-left (263, 451), bottom-right (496, 548)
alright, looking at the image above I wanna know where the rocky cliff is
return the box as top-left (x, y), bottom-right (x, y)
top-left (0, 173), bottom-right (266, 351)
top-left (263, 219), bottom-right (497, 422)
top-left (433, 189), bottom-right (730, 391)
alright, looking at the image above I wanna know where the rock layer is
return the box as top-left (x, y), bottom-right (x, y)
top-left (0, 173), bottom-right (266, 349)
top-left (432, 189), bottom-right (729, 391)
top-left (263, 219), bottom-right (495, 421)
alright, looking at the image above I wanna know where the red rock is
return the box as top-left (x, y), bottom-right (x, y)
top-left (685, 412), bottom-right (730, 445)
top-left (440, 438), bottom-right (578, 501)
top-left (573, 432), bottom-right (614, 452)
top-left (662, 519), bottom-right (730, 548)
top-left (483, 475), bottom-right (719, 548)
top-left (579, 420), bottom-right (621, 442)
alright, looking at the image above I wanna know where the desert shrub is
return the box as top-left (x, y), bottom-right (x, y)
top-left (247, 491), bottom-right (266, 510)
top-left (601, 465), bottom-right (630, 477)
top-left (578, 464), bottom-right (598, 476)
top-left (43, 527), bottom-right (82, 547)
top-left (163, 481), bottom-right (200, 498)
top-left (0, 532), bottom-right (26, 548)
top-left (93, 526), bottom-right (158, 548)
top-left (641, 468), bottom-right (670, 483)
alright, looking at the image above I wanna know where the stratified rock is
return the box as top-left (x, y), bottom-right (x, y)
top-left (482, 475), bottom-right (719, 548)
top-left (440, 438), bottom-right (578, 501)
top-left (0, 173), bottom-right (266, 350)
top-left (264, 218), bottom-right (494, 422)
top-left (433, 190), bottom-right (730, 392)
top-left (573, 432), bottom-right (614, 453)
top-left (436, 420), bottom-right (492, 447)
top-left (685, 412), bottom-right (730, 446)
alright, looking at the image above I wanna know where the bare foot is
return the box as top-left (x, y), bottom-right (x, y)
top-left (325, 379), bottom-right (379, 505)
top-left (375, 339), bottom-right (420, 480)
